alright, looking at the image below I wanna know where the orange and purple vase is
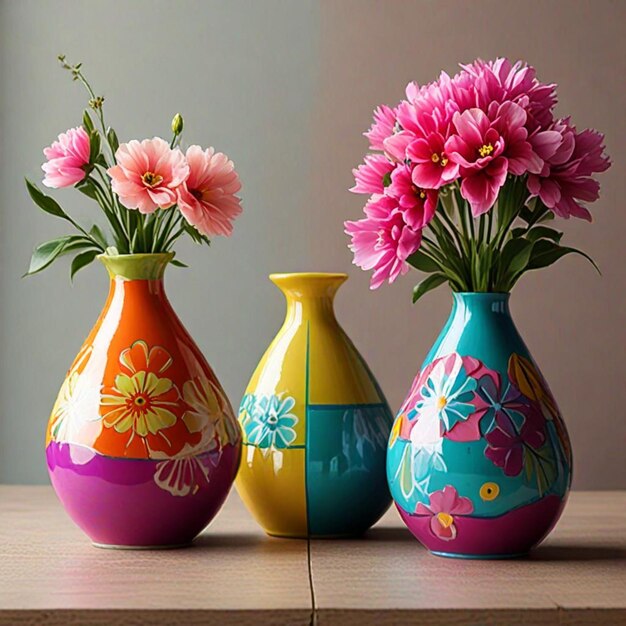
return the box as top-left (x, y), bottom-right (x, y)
top-left (46, 253), bottom-right (241, 548)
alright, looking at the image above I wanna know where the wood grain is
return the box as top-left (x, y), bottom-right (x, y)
top-left (1, 488), bottom-right (625, 625)
top-left (0, 486), bottom-right (312, 625)
top-left (309, 492), bottom-right (626, 625)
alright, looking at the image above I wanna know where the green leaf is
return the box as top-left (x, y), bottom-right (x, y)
top-left (406, 250), bottom-right (440, 273)
top-left (500, 237), bottom-right (534, 277)
top-left (525, 226), bottom-right (562, 244)
top-left (25, 179), bottom-right (71, 220)
top-left (106, 127), bottom-right (120, 154)
top-left (89, 131), bottom-right (101, 165)
top-left (24, 236), bottom-right (91, 276)
top-left (526, 240), bottom-right (600, 274)
top-left (170, 258), bottom-right (188, 268)
top-left (89, 224), bottom-right (108, 249)
top-left (75, 178), bottom-right (99, 200)
top-left (382, 171), bottom-right (392, 188)
top-left (82, 110), bottom-right (95, 133)
top-left (412, 273), bottom-right (447, 303)
top-left (183, 222), bottom-right (210, 246)
top-left (70, 250), bottom-right (99, 280)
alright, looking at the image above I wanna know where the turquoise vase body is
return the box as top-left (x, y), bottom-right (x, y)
top-left (387, 293), bottom-right (572, 558)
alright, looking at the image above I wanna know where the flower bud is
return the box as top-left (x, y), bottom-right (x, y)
top-left (171, 113), bottom-right (184, 136)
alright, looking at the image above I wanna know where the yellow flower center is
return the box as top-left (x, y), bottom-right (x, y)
top-left (478, 143), bottom-right (494, 158)
top-left (480, 482), bottom-right (500, 501)
top-left (142, 171), bottom-right (163, 188)
top-left (431, 152), bottom-right (449, 167)
top-left (437, 396), bottom-right (447, 410)
top-left (436, 512), bottom-right (454, 528)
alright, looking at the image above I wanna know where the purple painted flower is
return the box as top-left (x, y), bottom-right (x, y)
top-left (484, 418), bottom-right (545, 477)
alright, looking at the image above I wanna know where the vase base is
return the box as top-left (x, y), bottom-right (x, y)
top-left (430, 550), bottom-right (529, 560)
top-left (92, 541), bottom-right (192, 551)
top-left (266, 531), bottom-right (363, 540)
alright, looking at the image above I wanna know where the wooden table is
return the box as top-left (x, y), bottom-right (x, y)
top-left (0, 487), bottom-right (624, 625)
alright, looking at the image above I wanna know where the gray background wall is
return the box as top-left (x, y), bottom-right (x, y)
top-left (1, 0), bottom-right (624, 488)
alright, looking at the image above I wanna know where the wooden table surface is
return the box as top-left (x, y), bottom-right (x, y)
top-left (0, 487), bottom-right (625, 625)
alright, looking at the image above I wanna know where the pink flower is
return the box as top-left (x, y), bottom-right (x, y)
top-left (414, 486), bottom-right (474, 541)
top-left (407, 132), bottom-right (459, 189)
top-left (344, 195), bottom-right (422, 289)
top-left (446, 108), bottom-right (508, 216)
top-left (386, 165), bottom-right (437, 229)
top-left (176, 146), bottom-right (242, 237)
top-left (364, 105), bottom-right (397, 151)
top-left (527, 120), bottom-right (610, 221)
top-left (108, 138), bottom-right (189, 214)
top-left (350, 155), bottom-right (394, 194)
top-left (42, 126), bottom-right (90, 188)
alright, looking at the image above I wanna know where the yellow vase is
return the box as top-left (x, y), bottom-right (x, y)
top-left (236, 273), bottom-right (392, 537)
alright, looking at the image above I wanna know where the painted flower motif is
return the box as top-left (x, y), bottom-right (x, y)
top-left (100, 341), bottom-right (180, 448)
top-left (484, 417), bottom-right (545, 477)
top-left (409, 353), bottom-right (479, 444)
top-left (182, 373), bottom-right (240, 448)
top-left (49, 345), bottom-right (100, 442)
top-left (414, 486), bottom-right (474, 541)
top-left (472, 370), bottom-right (531, 434)
top-left (42, 126), bottom-right (90, 188)
top-left (153, 448), bottom-right (220, 497)
top-left (242, 394), bottom-right (298, 449)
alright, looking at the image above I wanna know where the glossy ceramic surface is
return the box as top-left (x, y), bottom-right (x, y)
top-left (236, 273), bottom-right (392, 537)
top-left (387, 293), bottom-right (571, 558)
top-left (46, 254), bottom-right (241, 547)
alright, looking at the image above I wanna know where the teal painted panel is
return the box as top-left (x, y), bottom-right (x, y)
top-left (305, 403), bottom-right (392, 536)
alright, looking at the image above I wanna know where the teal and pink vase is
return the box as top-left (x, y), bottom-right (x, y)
top-left (387, 293), bottom-right (572, 558)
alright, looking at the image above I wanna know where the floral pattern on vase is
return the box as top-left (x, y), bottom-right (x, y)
top-left (46, 253), bottom-right (242, 547)
top-left (239, 393), bottom-right (299, 449)
top-left (387, 293), bottom-right (571, 558)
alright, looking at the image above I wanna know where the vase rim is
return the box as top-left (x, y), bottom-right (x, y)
top-left (269, 272), bottom-right (348, 281)
top-left (98, 252), bottom-right (175, 280)
top-left (453, 291), bottom-right (511, 297)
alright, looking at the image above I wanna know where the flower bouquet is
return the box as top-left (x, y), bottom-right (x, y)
top-left (345, 58), bottom-right (610, 558)
top-left (29, 58), bottom-right (243, 548)
top-left (26, 55), bottom-right (242, 278)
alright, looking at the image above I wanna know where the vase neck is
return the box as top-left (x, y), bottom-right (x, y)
top-left (451, 292), bottom-right (511, 318)
top-left (270, 273), bottom-right (347, 324)
top-left (98, 253), bottom-right (174, 281)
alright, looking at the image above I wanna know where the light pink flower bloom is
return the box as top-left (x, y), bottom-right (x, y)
top-left (364, 105), bottom-right (397, 151)
top-left (344, 195), bottom-right (422, 289)
top-left (176, 146), bottom-right (242, 237)
top-left (108, 138), bottom-right (189, 214)
top-left (446, 108), bottom-right (508, 216)
top-left (527, 120), bottom-right (610, 221)
top-left (42, 126), bottom-right (90, 188)
top-left (350, 155), bottom-right (394, 194)
top-left (386, 165), bottom-right (438, 229)
top-left (414, 486), bottom-right (474, 541)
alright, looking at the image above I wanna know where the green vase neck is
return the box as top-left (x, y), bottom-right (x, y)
top-left (98, 253), bottom-right (174, 281)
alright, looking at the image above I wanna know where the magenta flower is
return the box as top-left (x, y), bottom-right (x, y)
top-left (350, 155), bottom-right (394, 194)
top-left (446, 109), bottom-right (508, 216)
top-left (364, 105), bottom-right (397, 151)
top-left (176, 145), bottom-right (242, 237)
top-left (108, 138), bottom-right (189, 214)
top-left (42, 126), bottom-right (90, 188)
top-left (407, 132), bottom-right (459, 189)
top-left (484, 418), bottom-right (545, 477)
top-left (527, 120), bottom-right (610, 221)
top-left (344, 195), bottom-right (422, 289)
top-left (414, 486), bottom-right (474, 541)
top-left (386, 165), bottom-right (437, 229)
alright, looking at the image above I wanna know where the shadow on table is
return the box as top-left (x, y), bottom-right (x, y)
top-left (529, 544), bottom-right (626, 562)
top-left (193, 532), bottom-right (306, 552)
